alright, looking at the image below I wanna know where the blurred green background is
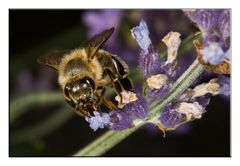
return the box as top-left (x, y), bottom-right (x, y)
top-left (9, 9), bottom-right (230, 157)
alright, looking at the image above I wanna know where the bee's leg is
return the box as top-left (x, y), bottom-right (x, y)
top-left (101, 96), bottom-right (118, 110)
top-left (104, 67), bottom-right (124, 102)
top-left (95, 86), bottom-right (105, 106)
top-left (109, 56), bottom-right (134, 92)
top-left (95, 86), bottom-right (118, 110)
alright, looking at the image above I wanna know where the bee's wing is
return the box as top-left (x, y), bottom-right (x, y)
top-left (37, 50), bottom-right (71, 70)
top-left (80, 27), bottom-right (114, 60)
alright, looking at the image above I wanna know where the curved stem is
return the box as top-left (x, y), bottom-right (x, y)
top-left (73, 124), bottom-right (143, 156)
top-left (73, 59), bottom-right (205, 156)
top-left (10, 91), bottom-right (63, 124)
top-left (10, 107), bottom-right (73, 146)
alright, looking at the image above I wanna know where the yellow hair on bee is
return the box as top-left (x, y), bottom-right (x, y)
top-left (58, 48), bottom-right (103, 89)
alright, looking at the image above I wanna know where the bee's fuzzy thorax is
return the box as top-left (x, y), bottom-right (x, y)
top-left (58, 48), bottom-right (103, 89)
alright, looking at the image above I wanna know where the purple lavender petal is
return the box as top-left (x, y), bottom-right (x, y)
top-left (217, 9), bottom-right (230, 41)
top-left (184, 9), bottom-right (220, 36)
top-left (131, 19), bottom-right (152, 51)
top-left (160, 104), bottom-right (184, 128)
top-left (184, 9), bottom-right (230, 49)
top-left (224, 48), bottom-right (231, 61)
top-left (199, 42), bottom-right (227, 65)
top-left (217, 75), bottom-right (230, 96)
top-left (138, 48), bottom-right (161, 77)
top-left (85, 112), bottom-right (110, 131)
top-left (147, 84), bottom-right (171, 101)
top-left (193, 94), bottom-right (211, 108)
top-left (159, 62), bottom-right (178, 80)
top-left (131, 19), bottom-right (162, 77)
top-left (109, 110), bottom-right (133, 131)
top-left (124, 94), bottom-right (148, 119)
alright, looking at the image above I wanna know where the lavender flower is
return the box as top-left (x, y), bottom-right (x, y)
top-left (131, 19), bottom-right (151, 51)
top-left (109, 92), bottom-right (148, 131)
top-left (199, 42), bottom-right (230, 65)
top-left (217, 75), bottom-right (230, 96)
top-left (85, 112), bottom-right (110, 131)
top-left (124, 94), bottom-right (148, 119)
top-left (160, 103), bottom-right (184, 128)
top-left (184, 9), bottom-right (230, 41)
top-left (177, 102), bottom-right (205, 121)
top-left (109, 110), bottom-right (133, 131)
top-left (131, 19), bottom-right (161, 77)
top-left (184, 9), bottom-right (230, 66)
top-left (146, 74), bottom-right (171, 101)
top-left (192, 94), bottom-right (211, 108)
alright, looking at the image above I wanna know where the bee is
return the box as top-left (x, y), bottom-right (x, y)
top-left (37, 28), bottom-right (134, 117)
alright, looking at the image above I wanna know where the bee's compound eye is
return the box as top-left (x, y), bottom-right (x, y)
top-left (72, 84), bottom-right (80, 93)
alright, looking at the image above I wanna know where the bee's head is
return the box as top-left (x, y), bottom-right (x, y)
top-left (64, 77), bottom-right (95, 115)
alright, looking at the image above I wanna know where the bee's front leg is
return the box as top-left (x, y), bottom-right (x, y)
top-left (95, 86), bottom-right (118, 110)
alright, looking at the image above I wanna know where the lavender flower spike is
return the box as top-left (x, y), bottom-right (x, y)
top-left (85, 112), bottom-right (110, 131)
top-left (131, 19), bottom-right (152, 51)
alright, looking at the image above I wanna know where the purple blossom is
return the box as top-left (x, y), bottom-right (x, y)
top-left (109, 110), bottom-right (133, 131)
top-left (159, 62), bottom-right (178, 80)
top-left (147, 84), bottom-right (171, 101)
top-left (131, 19), bottom-right (152, 51)
top-left (199, 42), bottom-right (230, 65)
top-left (184, 9), bottom-right (230, 41)
top-left (131, 19), bottom-right (161, 77)
top-left (109, 93), bottom-right (148, 131)
top-left (217, 10), bottom-right (230, 41)
top-left (184, 10), bottom-right (219, 35)
top-left (85, 112), bottom-right (110, 131)
top-left (124, 94), bottom-right (148, 119)
top-left (184, 9), bottom-right (230, 65)
top-left (193, 95), bottom-right (211, 108)
top-left (217, 75), bottom-right (230, 96)
top-left (160, 103), bottom-right (184, 128)
top-left (138, 48), bottom-right (162, 77)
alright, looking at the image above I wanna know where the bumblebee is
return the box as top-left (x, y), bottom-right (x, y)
top-left (37, 28), bottom-right (134, 117)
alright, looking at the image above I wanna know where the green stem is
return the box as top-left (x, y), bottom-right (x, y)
top-left (73, 124), bottom-right (143, 156)
top-left (10, 107), bottom-right (73, 146)
top-left (10, 91), bottom-right (63, 124)
top-left (73, 59), bottom-right (205, 156)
